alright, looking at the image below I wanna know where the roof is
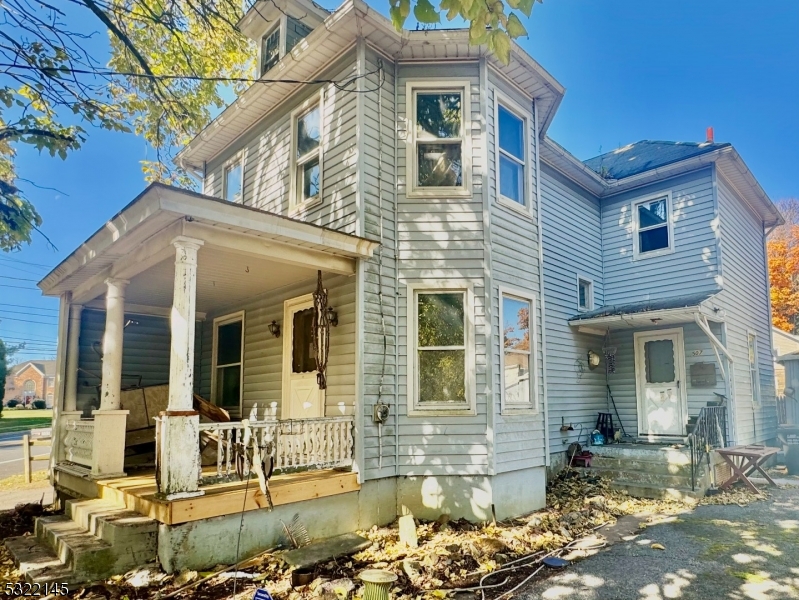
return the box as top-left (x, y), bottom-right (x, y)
top-left (570, 292), bottom-right (717, 322)
top-left (583, 141), bottom-right (731, 180)
top-left (177, 0), bottom-right (565, 167)
top-left (12, 361), bottom-right (56, 377)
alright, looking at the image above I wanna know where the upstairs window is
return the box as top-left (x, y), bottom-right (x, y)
top-left (224, 161), bottom-right (243, 203)
top-left (497, 104), bottom-right (526, 207)
top-left (577, 277), bottom-right (593, 311)
top-left (407, 81), bottom-right (471, 197)
top-left (633, 194), bottom-right (673, 258)
top-left (261, 27), bottom-right (281, 75)
top-left (291, 98), bottom-right (322, 210)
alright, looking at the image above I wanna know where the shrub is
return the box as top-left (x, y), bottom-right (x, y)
top-left (32, 400), bottom-right (47, 410)
top-left (6, 399), bottom-right (19, 408)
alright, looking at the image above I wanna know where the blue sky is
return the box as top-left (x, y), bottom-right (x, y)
top-left (4, 0), bottom-right (798, 363)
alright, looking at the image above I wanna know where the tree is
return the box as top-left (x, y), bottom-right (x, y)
top-left (768, 199), bottom-right (799, 334)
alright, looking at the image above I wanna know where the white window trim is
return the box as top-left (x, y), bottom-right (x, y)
top-left (493, 92), bottom-right (533, 216)
top-left (631, 191), bottom-right (674, 260)
top-left (210, 310), bottom-right (245, 411)
top-left (289, 91), bottom-right (325, 214)
top-left (576, 275), bottom-right (594, 312)
top-left (260, 17), bottom-right (287, 76)
top-left (407, 281), bottom-right (476, 416)
top-left (747, 329), bottom-right (761, 406)
top-left (499, 286), bottom-right (539, 414)
top-left (222, 153), bottom-right (245, 204)
top-left (405, 79), bottom-right (472, 199)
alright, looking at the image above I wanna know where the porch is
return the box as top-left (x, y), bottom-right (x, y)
top-left (40, 183), bottom-right (378, 504)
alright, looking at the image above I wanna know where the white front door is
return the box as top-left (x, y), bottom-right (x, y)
top-left (282, 294), bottom-right (325, 419)
top-left (634, 328), bottom-right (687, 438)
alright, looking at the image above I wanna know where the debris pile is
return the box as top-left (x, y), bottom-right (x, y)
top-left (699, 487), bottom-right (769, 507)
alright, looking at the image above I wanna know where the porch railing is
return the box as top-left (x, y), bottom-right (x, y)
top-left (197, 413), bottom-right (354, 482)
top-left (688, 405), bottom-right (728, 491)
top-left (61, 417), bottom-right (95, 468)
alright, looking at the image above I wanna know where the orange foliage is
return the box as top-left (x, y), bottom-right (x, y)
top-left (768, 224), bottom-right (799, 333)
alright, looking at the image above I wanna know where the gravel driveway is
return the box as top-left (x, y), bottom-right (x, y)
top-left (519, 487), bottom-right (799, 600)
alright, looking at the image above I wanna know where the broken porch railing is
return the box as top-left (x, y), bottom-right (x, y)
top-left (196, 410), bottom-right (354, 483)
top-left (688, 405), bottom-right (728, 491)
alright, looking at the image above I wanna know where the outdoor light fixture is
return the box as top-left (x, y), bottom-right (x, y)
top-left (326, 307), bottom-right (339, 327)
top-left (587, 350), bottom-right (601, 369)
top-left (268, 320), bottom-right (281, 338)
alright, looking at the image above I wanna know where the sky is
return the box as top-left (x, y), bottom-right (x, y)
top-left (3, 0), bottom-right (798, 363)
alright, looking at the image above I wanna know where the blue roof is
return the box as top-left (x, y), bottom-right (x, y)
top-left (569, 292), bottom-right (716, 322)
top-left (583, 140), bottom-right (731, 180)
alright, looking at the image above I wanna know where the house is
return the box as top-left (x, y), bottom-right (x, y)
top-left (20, 0), bottom-right (780, 580)
top-left (5, 361), bottom-right (56, 406)
top-left (772, 326), bottom-right (799, 395)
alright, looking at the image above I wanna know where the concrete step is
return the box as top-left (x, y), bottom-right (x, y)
top-left (66, 498), bottom-right (158, 546)
top-left (587, 466), bottom-right (693, 489)
top-left (611, 480), bottom-right (702, 503)
top-left (589, 455), bottom-right (693, 476)
top-left (590, 444), bottom-right (691, 463)
top-left (5, 535), bottom-right (63, 575)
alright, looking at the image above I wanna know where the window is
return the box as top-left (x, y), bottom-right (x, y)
top-left (501, 291), bottom-right (536, 411)
top-left (748, 332), bottom-right (761, 404)
top-left (224, 161), bottom-right (243, 203)
top-left (291, 100), bottom-right (322, 210)
top-left (23, 380), bottom-right (35, 392)
top-left (261, 27), bottom-right (281, 75)
top-left (577, 277), bottom-right (593, 311)
top-left (212, 312), bottom-right (244, 409)
top-left (497, 104), bottom-right (526, 206)
top-left (408, 285), bottom-right (475, 415)
top-left (633, 194), bottom-right (673, 257)
top-left (407, 81), bottom-right (470, 196)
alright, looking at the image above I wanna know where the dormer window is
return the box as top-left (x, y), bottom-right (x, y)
top-left (260, 17), bottom-right (313, 76)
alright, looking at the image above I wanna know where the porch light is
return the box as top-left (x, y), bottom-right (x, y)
top-left (326, 307), bottom-right (338, 327)
top-left (587, 350), bottom-right (601, 369)
top-left (268, 320), bottom-right (281, 338)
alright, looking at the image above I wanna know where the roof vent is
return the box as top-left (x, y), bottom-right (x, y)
top-left (706, 126), bottom-right (714, 143)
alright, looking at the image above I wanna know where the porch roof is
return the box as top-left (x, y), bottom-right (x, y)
top-left (569, 292), bottom-right (723, 333)
top-left (38, 183), bottom-right (379, 305)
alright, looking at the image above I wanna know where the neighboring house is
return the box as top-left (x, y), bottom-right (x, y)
top-left (772, 327), bottom-right (799, 395)
top-left (5, 361), bottom-right (56, 406)
top-left (28, 0), bottom-right (781, 577)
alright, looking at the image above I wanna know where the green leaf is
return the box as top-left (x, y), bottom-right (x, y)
top-left (469, 18), bottom-right (489, 44)
top-left (390, 5), bottom-right (405, 30)
top-left (440, 0), bottom-right (461, 21)
top-left (490, 29), bottom-right (511, 64)
top-left (414, 0), bottom-right (441, 23)
top-left (506, 13), bottom-right (528, 38)
top-left (506, 0), bottom-right (520, 8)
top-left (517, 0), bottom-right (534, 17)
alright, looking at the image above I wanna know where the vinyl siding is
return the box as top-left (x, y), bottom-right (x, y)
top-left (539, 164), bottom-right (607, 455)
top-left (715, 174), bottom-right (777, 444)
top-left (204, 51), bottom-right (359, 235)
top-left (601, 168), bottom-right (721, 305)
top-left (360, 47), bottom-right (398, 480)
top-left (486, 70), bottom-right (546, 473)
top-left (395, 62), bottom-right (490, 476)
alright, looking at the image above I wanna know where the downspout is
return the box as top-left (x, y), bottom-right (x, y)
top-left (393, 58), bottom-right (400, 478)
top-left (534, 100), bottom-right (550, 467)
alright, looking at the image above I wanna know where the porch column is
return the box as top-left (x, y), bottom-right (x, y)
top-left (64, 304), bottom-right (82, 412)
top-left (158, 236), bottom-right (205, 499)
top-left (92, 278), bottom-right (129, 478)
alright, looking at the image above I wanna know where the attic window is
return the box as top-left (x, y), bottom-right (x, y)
top-left (633, 193), bottom-right (673, 258)
top-left (260, 17), bottom-right (313, 76)
top-left (261, 28), bottom-right (281, 75)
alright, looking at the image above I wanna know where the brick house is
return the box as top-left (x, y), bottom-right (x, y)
top-left (4, 361), bottom-right (56, 407)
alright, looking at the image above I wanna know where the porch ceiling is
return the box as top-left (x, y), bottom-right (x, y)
top-left (39, 183), bottom-right (378, 303)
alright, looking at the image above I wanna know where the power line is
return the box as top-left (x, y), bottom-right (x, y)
top-left (0, 330), bottom-right (58, 341)
top-left (0, 302), bottom-right (58, 312)
top-left (0, 275), bottom-right (39, 282)
top-left (0, 257), bottom-right (52, 269)
top-left (0, 284), bottom-right (41, 291)
top-left (0, 308), bottom-right (60, 318)
top-left (0, 316), bottom-right (59, 325)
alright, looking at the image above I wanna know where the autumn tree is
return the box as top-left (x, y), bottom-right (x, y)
top-left (768, 199), bottom-right (799, 333)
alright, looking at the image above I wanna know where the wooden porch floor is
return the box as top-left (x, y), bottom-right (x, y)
top-left (57, 467), bottom-right (360, 525)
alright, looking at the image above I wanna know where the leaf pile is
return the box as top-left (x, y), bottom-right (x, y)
top-left (699, 487), bottom-right (769, 507)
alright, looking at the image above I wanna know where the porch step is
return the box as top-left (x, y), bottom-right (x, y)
top-left (4, 536), bottom-right (81, 585)
top-left (587, 466), bottom-right (692, 489)
top-left (610, 480), bottom-right (702, 504)
top-left (589, 456), bottom-right (693, 477)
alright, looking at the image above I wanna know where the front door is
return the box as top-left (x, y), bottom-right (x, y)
top-left (634, 328), bottom-right (687, 438)
top-left (282, 294), bottom-right (325, 419)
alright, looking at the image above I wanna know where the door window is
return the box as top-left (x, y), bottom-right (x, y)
top-left (644, 339), bottom-right (675, 383)
top-left (292, 308), bottom-right (315, 374)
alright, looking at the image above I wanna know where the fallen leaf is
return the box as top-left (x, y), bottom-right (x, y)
top-left (651, 543), bottom-right (665, 550)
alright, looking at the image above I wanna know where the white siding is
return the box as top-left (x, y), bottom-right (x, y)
top-left (601, 168), bottom-right (721, 305)
top-left (715, 174), bottom-right (777, 444)
top-left (486, 71), bottom-right (546, 473)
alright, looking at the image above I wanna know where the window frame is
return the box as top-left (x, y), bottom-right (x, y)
top-left (494, 93), bottom-right (532, 215)
top-left (260, 22), bottom-right (283, 76)
top-left (210, 310), bottom-right (245, 412)
top-left (222, 154), bottom-right (244, 204)
top-left (499, 286), bottom-right (538, 414)
top-left (289, 92), bottom-right (324, 214)
top-left (405, 79), bottom-right (472, 199)
top-left (407, 281), bottom-right (476, 416)
top-left (748, 330), bottom-right (761, 405)
top-left (576, 275), bottom-right (594, 312)
top-left (632, 191), bottom-right (674, 259)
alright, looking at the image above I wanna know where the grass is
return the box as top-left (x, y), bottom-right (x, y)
top-left (0, 410), bottom-right (53, 435)
top-left (0, 470), bottom-right (48, 491)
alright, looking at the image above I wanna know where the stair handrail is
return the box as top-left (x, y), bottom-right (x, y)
top-left (688, 402), bottom-right (728, 491)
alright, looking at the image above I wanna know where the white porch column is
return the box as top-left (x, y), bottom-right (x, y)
top-left (64, 304), bottom-right (82, 412)
top-left (159, 236), bottom-right (205, 499)
top-left (92, 278), bottom-right (129, 478)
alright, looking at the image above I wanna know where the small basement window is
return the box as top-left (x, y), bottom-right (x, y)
top-left (633, 194), bottom-right (672, 257)
top-left (577, 277), bottom-right (593, 311)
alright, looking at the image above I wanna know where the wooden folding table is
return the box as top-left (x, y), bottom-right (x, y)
top-left (716, 445), bottom-right (779, 494)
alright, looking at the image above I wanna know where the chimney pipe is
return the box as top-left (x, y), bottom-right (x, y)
top-left (706, 127), bottom-right (714, 143)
